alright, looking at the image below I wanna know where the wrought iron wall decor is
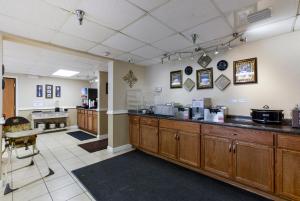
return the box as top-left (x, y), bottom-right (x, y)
top-left (123, 70), bottom-right (138, 88)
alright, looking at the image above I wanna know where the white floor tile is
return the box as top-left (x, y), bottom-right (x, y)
top-left (12, 181), bottom-right (48, 201)
top-left (68, 193), bottom-right (92, 201)
top-left (50, 183), bottom-right (83, 201)
top-left (45, 174), bottom-right (75, 192)
top-left (30, 193), bottom-right (53, 201)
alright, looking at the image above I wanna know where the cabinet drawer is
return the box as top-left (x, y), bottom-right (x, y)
top-left (129, 115), bottom-right (140, 124)
top-left (92, 111), bottom-right (98, 115)
top-left (160, 119), bottom-right (200, 133)
top-left (278, 134), bottom-right (300, 151)
top-left (88, 110), bottom-right (93, 115)
top-left (140, 117), bottom-right (158, 127)
top-left (202, 124), bottom-right (274, 146)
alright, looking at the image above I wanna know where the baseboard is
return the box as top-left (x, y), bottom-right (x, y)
top-left (98, 134), bottom-right (108, 139)
top-left (68, 125), bottom-right (78, 129)
top-left (107, 144), bottom-right (132, 153)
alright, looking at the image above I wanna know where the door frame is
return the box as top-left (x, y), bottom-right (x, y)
top-left (3, 75), bottom-right (18, 116)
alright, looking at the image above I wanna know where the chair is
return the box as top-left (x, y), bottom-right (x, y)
top-left (1, 116), bottom-right (54, 195)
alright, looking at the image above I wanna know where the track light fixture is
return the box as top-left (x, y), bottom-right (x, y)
top-left (214, 47), bottom-right (219, 55)
top-left (76, 10), bottom-right (85, 25)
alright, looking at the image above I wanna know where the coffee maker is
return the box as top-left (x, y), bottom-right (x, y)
top-left (192, 98), bottom-right (211, 120)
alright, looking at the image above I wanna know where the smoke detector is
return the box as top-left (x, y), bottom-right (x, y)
top-left (75, 9), bottom-right (85, 25)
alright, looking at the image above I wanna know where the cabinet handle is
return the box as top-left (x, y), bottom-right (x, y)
top-left (229, 143), bottom-right (232, 152)
top-left (177, 134), bottom-right (180, 140)
top-left (233, 144), bottom-right (236, 154)
top-left (174, 134), bottom-right (177, 139)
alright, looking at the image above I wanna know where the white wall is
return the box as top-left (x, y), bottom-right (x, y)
top-left (144, 31), bottom-right (300, 118)
top-left (7, 73), bottom-right (89, 111)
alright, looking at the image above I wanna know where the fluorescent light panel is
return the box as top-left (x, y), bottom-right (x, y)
top-left (52, 69), bottom-right (79, 77)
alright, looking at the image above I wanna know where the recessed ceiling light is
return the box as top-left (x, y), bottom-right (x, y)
top-left (52, 69), bottom-right (79, 77)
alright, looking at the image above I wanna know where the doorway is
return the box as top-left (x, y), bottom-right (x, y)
top-left (3, 77), bottom-right (16, 119)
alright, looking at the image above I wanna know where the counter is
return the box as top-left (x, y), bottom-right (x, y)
top-left (128, 111), bottom-right (300, 135)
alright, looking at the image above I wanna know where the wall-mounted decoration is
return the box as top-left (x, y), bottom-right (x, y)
top-left (183, 78), bottom-right (195, 92)
top-left (170, 70), bottom-right (182, 89)
top-left (233, 57), bottom-right (257, 84)
top-left (215, 74), bottom-right (231, 91)
top-left (45, 84), bottom-right (53, 99)
top-left (36, 85), bottom-right (43, 97)
top-left (184, 66), bottom-right (193, 75)
top-left (55, 86), bottom-right (61, 97)
top-left (217, 60), bottom-right (228, 71)
top-left (196, 68), bottom-right (213, 89)
top-left (123, 70), bottom-right (138, 88)
top-left (197, 54), bottom-right (212, 68)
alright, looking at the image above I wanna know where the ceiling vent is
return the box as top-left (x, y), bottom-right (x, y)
top-left (247, 8), bottom-right (272, 24)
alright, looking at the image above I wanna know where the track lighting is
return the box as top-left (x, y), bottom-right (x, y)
top-left (178, 53), bottom-right (182, 61)
top-left (75, 10), bottom-right (85, 25)
top-left (214, 47), bottom-right (219, 55)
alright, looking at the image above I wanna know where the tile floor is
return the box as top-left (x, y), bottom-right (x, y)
top-left (0, 129), bottom-right (133, 201)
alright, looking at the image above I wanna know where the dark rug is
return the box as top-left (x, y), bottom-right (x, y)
top-left (66, 131), bottom-right (96, 141)
top-left (72, 150), bottom-right (270, 201)
top-left (78, 139), bottom-right (108, 153)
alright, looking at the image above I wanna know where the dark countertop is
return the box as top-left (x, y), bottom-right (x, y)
top-left (128, 111), bottom-right (300, 135)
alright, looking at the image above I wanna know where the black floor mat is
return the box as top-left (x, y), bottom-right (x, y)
top-left (72, 150), bottom-right (271, 201)
top-left (66, 131), bottom-right (96, 141)
top-left (78, 139), bottom-right (108, 153)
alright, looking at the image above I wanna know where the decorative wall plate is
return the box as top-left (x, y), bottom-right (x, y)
top-left (217, 60), bottom-right (228, 71)
top-left (197, 54), bottom-right (212, 68)
top-left (215, 74), bottom-right (231, 91)
top-left (183, 78), bottom-right (195, 92)
top-left (184, 66), bottom-right (193, 75)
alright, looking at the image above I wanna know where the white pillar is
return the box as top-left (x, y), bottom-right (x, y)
top-left (0, 33), bottom-right (3, 181)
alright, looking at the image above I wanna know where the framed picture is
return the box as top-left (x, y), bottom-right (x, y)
top-left (45, 84), bottom-right (53, 99)
top-left (215, 74), bottom-right (231, 91)
top-left (55, 86), bottom-right (61, 97)
top-left (36, 85), bottom-right (43, 97)
top-left (233, 57), bottom-right (257, 84)
top-left (170, 70), bottom-right (182, 89)
top-left (196, 68), bottom-right (213, 89)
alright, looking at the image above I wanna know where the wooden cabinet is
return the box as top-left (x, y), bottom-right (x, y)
top-left (159, 119), bottom-right (200, 167)
top-left (234, 141), bottom-right (274, 192)
top-left (77, 109), bottom-right (98, 135)
top-left (140, 124), bottom-right (158, 153)
top-left (129, 115), bottom-right (140, 147)
top-left (276, 135), bottom-right (300, 200)
top-left (203, 135), bottom-right (233, 178)
top-left (178, 131), bottom-right (200, 167)
top-left (140, 117), bottom-right (159, 153)
top-left (202, 124), bottom-right (275, 192)
top-left (159, 128), bottom-right (178, 159)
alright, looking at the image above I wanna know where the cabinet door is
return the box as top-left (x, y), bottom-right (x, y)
top-left (159, 128), bottom-right (178, 160)
top-left (203, 135), bottom-right (233, 178)
top-left (276, 149), bottom-right (300, 200)
top-left (77, 111), bottom-right (82, 128)
top-left (233, 141), bottom-right (274, 192)
top-left (129, 123), bottom-right (140, 147)
top-left (92, 114), bottom-right (98, 134)
top-left (140, 125), bottom-right (158, 153)
top-left (87, 114), bottom-right (93, 131)
top-left (178, 131), bottom-right (200, 167)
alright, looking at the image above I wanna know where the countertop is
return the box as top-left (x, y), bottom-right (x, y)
top-left (128, 111), bottom-right (300, 135)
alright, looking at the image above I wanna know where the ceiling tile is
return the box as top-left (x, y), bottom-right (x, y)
top-left (61, 16), bottom-right (115, 43)
top-left (213, 0), bottom-right (258, 13)
top-left (88, 44), bottom-right (124, 58)
top-left (44, 0), bottom-right (82, 11)
top-left (122, 15), bottom-right (174, 43)
top-left (137, 59), bottom-right (160, 66)
top-left (116, 53), bottom-right (145, 63)
top-left (244, 18), bottom-right (294, 42)
top-left (131, 45), bottom-right (165, 59)
top-left (51, 32), bottom-right (97, 51)
top-left (79, 0), bottom-right (145, 30)
top-left (184, 17), bottom-right (233, 43)
top-left (151, 0), bottom-right (220, 31)
top-left (127, 0), bottom-right (169, 11)
top-left (102, 33), bottom-right (145, 52)
top-left (152, 34), bottom-right (192, 52)
top-left (0, 0), bottom-right (70, 30)
top-left (0, 15), bottom-right (56, 42)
